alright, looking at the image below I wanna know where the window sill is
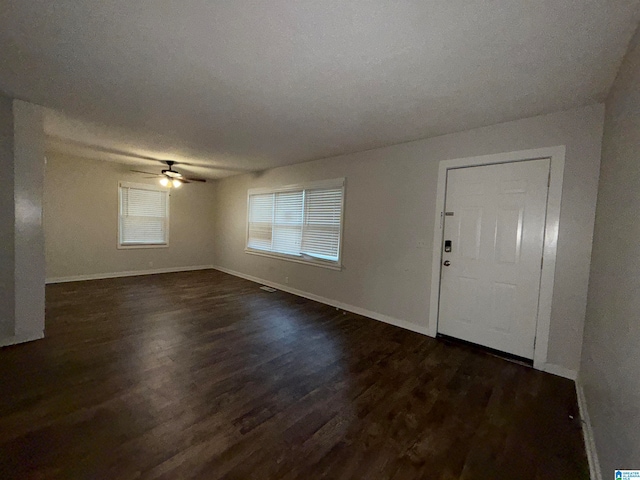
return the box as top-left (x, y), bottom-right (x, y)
top-left (245, 249), bottom-right (342, 271)
top-left (118, 243), bottom-right (169, 250)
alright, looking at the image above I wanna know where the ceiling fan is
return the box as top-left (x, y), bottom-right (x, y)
top-left (130, 161), bottom-right (206, 188)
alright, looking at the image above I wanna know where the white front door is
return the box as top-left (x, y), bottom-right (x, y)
top-left (437, 159), bottom-right (550, 359)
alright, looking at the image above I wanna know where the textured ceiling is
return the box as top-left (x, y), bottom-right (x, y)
top-left (1, 1), bottom-right (638, 178)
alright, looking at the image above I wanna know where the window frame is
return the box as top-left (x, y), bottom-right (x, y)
top-left (245, 178), bottom-right (346, 270)
top-left (118, 181), bottom-right (170, 249)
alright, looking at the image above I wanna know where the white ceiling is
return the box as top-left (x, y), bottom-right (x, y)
top-left (1, 1), bottom-right (638, 178)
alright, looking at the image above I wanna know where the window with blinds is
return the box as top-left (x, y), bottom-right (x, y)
top-left (246, 179), bottom-right (345, 268)
top-left (119, 182), bottom-right (169, 247)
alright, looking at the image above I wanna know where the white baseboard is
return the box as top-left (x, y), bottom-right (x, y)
top-left (576, 381), bottom-right (602, 480)
top-left (212, 265), bottom-right (431, 337)
top-left (540, 363), bottom-right (578, 380)
top-left (46, 265), bottom-right (216, 284)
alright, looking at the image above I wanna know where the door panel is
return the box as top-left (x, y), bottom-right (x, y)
top-left (495, 207), bottom-right (522, 264)
top-left (459, 207), bottom-right (482, 260)
top-left (458, 276), bottom-right (479, 324)
top-left (492, 282), bottom-right (516, 333)
top-left (437, 159), bottom-right (550, 359)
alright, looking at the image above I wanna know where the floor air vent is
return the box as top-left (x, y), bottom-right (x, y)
top-left (259, 286), bottom-right (277, 293)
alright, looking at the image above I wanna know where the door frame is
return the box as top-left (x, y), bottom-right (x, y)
top-left (427, 146), bottom-right (566, 371)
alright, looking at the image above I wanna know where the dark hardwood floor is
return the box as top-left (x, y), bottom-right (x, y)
top-left (0, 270), bottom-right (588, 479)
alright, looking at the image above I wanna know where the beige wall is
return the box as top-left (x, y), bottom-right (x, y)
top-left (0, 95), bottom-right (14, 338)
top-left (215, 103), bottom-right (605, 374)
top-left (581, 26), bottom-right (640, 474)
top-left (44, 153), bottom-right (217, 280)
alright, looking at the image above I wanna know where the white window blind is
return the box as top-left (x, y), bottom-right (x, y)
top-left (301, 187), bottom-right (342, 261)
top-left (246, 179), bottom-right (344, 267)
top-left (119, 183), bottom-right (169, 246)
top-left (248, 193), bottom-right (274, 251)
top-left (273, 191), bottom-right (303, 254)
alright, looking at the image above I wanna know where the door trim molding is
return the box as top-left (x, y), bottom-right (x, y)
top-left (427, 146), bottom-right (566, 371)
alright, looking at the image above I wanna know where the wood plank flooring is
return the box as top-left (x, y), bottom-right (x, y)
top-left (0, 270), bottom-right (588, 479)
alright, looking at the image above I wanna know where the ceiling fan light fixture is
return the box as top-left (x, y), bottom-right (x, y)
top-left (131, 161), bottom-right (205, 185)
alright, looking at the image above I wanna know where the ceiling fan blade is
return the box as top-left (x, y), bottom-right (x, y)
top-left (131, 169), bottom-right (163, 176)
top-left (182, 177), bottom-right (207, 183)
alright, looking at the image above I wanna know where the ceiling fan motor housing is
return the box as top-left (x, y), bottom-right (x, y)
top-left (162, 161), bottom-right (183, 179)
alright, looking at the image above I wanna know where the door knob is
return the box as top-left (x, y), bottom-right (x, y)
top-left (443, 260), bottom-right (451, 266)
